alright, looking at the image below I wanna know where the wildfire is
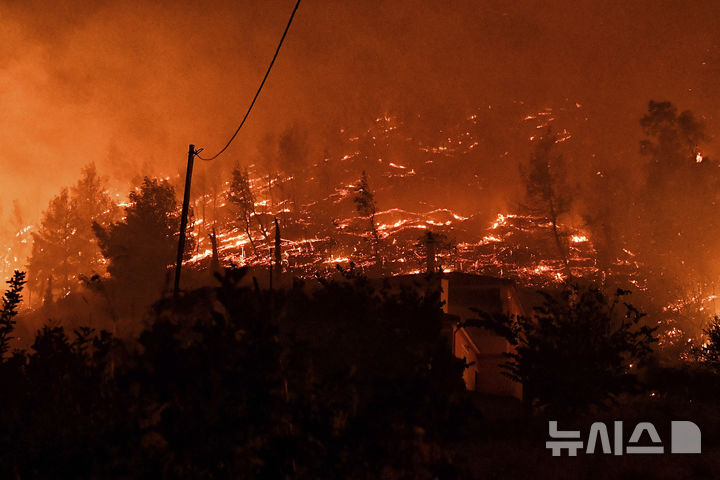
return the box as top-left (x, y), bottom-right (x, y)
top-left (0, 106), bottom-right (632, 297)
top-left (180, 165), bottom-right (602, 287)
top-left (2, 101), bottom-right (715, 368)
top-left (663, 294), bottom-right (719, 315)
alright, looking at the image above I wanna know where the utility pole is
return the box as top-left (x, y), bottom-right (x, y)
top-left (174, 144), bottom-right (195, 298)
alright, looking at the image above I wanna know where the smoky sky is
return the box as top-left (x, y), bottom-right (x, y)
top-left (1, 0), bottom-right (719, 225)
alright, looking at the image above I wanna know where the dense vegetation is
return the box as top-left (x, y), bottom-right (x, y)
top-left (3, 267), bottom-right (720, 478)
top-left (0, 268), bottom-right (472, 478)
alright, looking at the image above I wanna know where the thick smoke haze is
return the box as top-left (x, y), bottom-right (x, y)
top-left (1, 0), bottom-right (719, 223)
top-left (3, 4), bottom-right (720, 474)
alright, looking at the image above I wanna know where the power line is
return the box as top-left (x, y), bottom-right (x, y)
top-left (196, 0), bottom-right (301, 162)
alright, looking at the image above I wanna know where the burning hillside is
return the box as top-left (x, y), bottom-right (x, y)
top-left (188, 202), bottom-right (602, 286)
top-left (0, 105), bottom-right (655, 296)
top-left (6, 101), bottom-right (719, 360)
top-left (1, 106), bottom-right (592, 288)
top-left (174, 106), bottom-right (635, 289)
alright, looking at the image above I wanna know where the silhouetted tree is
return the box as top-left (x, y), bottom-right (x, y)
top-left (228, 167), bottom-right (268, 256)
top-left (13, 325), bottom-right (114, 478)
top-left (474, 284), bottom-right (656, 412)
top-left (256, 124), bottom-right (311, 211)
top-left (28, 164), bottom-right (117, 299)
top-left (520, 128), bottom-right (572, 273)
top-left (635, 101), bottom-right (720, 302)
top-left (93, 177), bottom-right (187, 302)
top-left (278, 124), bottom-right (310, 172)
top-left (693, 316), bottom-right (720, 370)
top-left (0, 271), bottom-right (25, 357)
top-left (580, 163), bottom-right (639, 280)
top-left (640, 100), bottom-right (708, 171)
top-left (71, 163), bottom-right (118, 263)
top-left (353, 171), bottom-right (381, 268)
top-left (29, 188), bottom-right (82, 296)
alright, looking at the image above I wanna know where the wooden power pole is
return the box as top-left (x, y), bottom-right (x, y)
top-left (174, 144), bottom-right (195, 298)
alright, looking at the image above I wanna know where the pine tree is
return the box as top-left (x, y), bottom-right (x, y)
top-left (0, 271), bottom-right (25, 357)
top-left (29, 188), bottom-right (83, 296)
top-left (520, 128), bottom-right (572, 273)
top-left (71, 163), bottom-right (118, 274)
top-left (354, 171), bottom-right (381, 268)
top-left (28, 164), bottom-right (117, 299)
top-left (93, 177), bottom-right (189, 298)
top-left (228, 167), bottom-right (267, 256)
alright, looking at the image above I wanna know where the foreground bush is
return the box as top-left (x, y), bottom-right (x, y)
top-left (473, 284), bottom-right (657, 412)
top-left (0, 269), bottom-right (467, 479)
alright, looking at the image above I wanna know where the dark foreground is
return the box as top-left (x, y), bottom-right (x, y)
top-left (0, 269), bottom-right (719, 479)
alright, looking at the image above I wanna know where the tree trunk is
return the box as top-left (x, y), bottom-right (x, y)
top-left (274, 217), bottom-right (282, 279)
top-left (244, 214), bottom-right (257, 256)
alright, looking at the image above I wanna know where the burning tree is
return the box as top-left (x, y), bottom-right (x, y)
top-left (353, 171), bottom-right (381, 268)
top-left (228, 166), bottom-right (268, 256)
top-left (519, 128), bottom-right (572, 274)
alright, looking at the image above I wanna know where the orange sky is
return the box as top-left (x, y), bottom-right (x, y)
top-left (1, 0), bottom-right (719, 227)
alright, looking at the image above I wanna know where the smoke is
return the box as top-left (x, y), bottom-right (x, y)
top-left (1, 0), bottom-right (719, 255)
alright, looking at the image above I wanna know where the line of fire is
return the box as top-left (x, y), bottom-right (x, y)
top-left (1, 1), bottom-right (720, 477)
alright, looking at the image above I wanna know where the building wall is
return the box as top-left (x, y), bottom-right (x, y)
top-left (442, 275), bottom-right (523, 399)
